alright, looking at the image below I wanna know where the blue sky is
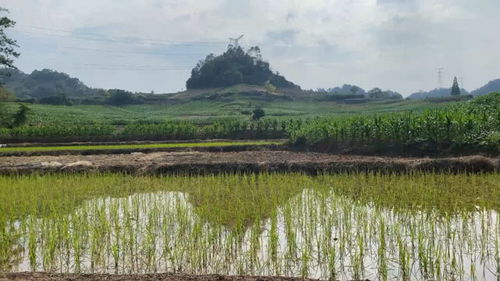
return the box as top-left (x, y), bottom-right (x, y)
top-left (1, 0), bottom-right (499, 95)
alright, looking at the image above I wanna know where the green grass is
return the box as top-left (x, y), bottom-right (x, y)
top-left (0, 140), bottom-right (282, 153)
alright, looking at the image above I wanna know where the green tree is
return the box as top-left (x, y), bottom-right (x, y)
top-left (0, 7), bottom-right (20, 128)
top-left (368, 88), bottom-right (388, 99)
top-left (10, 104), bottom-right (29, 128)
top-left (106, 89), bottom-right (141, 106)
top-left (451, 76), bottom-right (461, 96)
top-left (252, 107), bottom-right (265, 121)
top-left (0, 8), bottom-right (19, 68)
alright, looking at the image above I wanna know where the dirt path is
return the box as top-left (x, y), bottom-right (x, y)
top-left (0, 151), bottom-right (497, 175)
top-left (0, 272), bottom-right (318, 281)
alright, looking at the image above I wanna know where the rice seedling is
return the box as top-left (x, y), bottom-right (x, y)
top-left (0, 172), bottom-right (498, 280)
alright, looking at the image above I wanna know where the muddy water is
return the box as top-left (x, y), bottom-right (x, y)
top-left (7, 189), bottom-right (500, 281)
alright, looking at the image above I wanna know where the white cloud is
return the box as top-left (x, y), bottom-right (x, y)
top-left (0, 0), bottom-right (499, 95)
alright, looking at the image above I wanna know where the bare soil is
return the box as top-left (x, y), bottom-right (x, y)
top-left (0, 150), bottom-right (497, 175)
top-left (0, 272), bottom-right (318, 281)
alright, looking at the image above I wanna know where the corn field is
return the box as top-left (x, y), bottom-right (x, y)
top-left (0, 93), bottom-right (498, 155)
top-left (289, 93), bottom-right (500, 154)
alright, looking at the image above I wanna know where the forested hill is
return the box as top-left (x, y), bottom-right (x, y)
top-left (471, 79), bottom-right (500, 96)
top-left (407, 88), bottom-right (469, 100)
top-left (186, 46), bottom-right (299, 90)
top-left (0, 68), bottom-right (104, 99)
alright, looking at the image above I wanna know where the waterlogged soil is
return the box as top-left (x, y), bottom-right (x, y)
top-left (0, 272), bottom-right (318, 281)
top-left (0, 150), bottom-right (498, 174)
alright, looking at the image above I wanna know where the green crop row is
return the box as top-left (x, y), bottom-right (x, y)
top-left (0, 119), bottom-right (304, 142)
top-left (288, 93), bottom-right (500, 154)
top-left (1, 93), bottom-right (498, 155)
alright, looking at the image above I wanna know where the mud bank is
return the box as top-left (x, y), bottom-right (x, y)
top-left (0, 272), bottom-right (318, 281)
top-left (0, 151), bottom-right (497, 175)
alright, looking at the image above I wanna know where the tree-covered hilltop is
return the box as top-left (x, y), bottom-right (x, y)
top-left (186, 46), bottom-right (299, 90)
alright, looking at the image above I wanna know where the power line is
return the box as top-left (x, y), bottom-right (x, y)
top-left (79, 62), bottom-right (191, 69)
top-left (14, 25), bottom-right (228, 73)
top-left (68, 67), bottom-right (190, 72)
top-left (17, 25), bottom-right (226, 46)
top-left (58, 46), bottom-right (208, 57)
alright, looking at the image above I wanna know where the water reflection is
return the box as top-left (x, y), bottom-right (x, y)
top-left (8, 188), bottom-right (499, 281)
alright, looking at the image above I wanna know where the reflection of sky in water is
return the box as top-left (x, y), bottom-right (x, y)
top-left (10, 189), bottom-right (500, 281)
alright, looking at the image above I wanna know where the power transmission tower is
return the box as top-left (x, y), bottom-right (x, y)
top-left (437, 68), bottom-right (444, 88)
top-left (228, 34), bottom-right (244, 49)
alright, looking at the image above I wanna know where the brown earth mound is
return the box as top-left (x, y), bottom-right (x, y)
top-left (0, 151), bottom-right (497, 175)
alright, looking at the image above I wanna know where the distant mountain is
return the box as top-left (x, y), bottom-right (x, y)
top-left (471, 79), bottom-right (500, 96)
top-left (367, 88), bottom-right (403, 99)
top-left (408, 79), bottom-right (500, 100)
top-left (317, 85), bottom-right (402, 100)
top-left (324, 84), bottom-right (366, 95)
top-left (0, 68), bottom-right (104, 99)
top-left (408, 87), bottom-right (470, 100)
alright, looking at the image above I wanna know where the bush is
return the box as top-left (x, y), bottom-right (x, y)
top-left (252, 108), bottom-right (265, 121)
top-left (106, 89), bottom-right (142, 106)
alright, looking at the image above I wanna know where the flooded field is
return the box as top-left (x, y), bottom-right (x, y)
top-left (1, 173), bottom-right (499, 281)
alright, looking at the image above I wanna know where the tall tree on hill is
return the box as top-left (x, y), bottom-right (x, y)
top-left (451, 76), bottom-right (461, 96)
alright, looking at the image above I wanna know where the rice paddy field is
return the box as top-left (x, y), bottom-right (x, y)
top-left (0, 140), bottom-right (281, 153)
top-left (1, 173), bottom-right (499, 281)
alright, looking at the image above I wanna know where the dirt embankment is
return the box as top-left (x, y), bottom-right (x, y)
top-left (0, 272), bottom-right (318, 281)
top-left (0, 151), bottom-right (497, 175)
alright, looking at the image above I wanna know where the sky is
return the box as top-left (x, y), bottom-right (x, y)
top-left (0, 0), bottom-right (499, 96)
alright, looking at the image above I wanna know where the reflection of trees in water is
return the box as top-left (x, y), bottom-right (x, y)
top-left (0, 221), bottom-right (23, 271)
top-left (185, 174), bottom-right (309, 230)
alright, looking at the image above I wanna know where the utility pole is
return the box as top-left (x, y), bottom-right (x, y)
top-left (460, 77), bottom-right (464, 89)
